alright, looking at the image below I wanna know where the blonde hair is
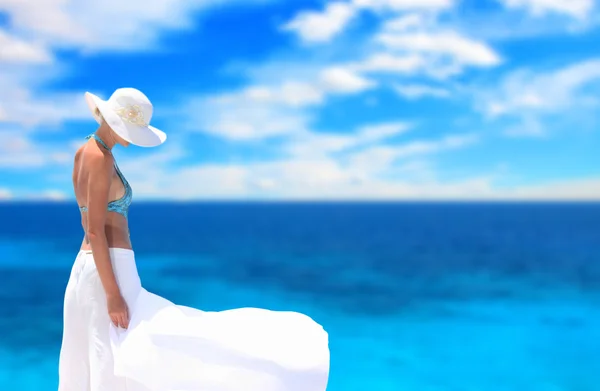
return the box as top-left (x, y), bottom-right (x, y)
top-left (95, 107), bottom-right (105, 123)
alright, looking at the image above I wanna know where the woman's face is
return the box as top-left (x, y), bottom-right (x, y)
top-left (96, 108), bottom-right (130, 147)
top-left (113, 132), bottom-right (130, 147)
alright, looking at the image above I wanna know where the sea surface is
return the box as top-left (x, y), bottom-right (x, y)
top-left (0, 201), bottom-right (599, 391)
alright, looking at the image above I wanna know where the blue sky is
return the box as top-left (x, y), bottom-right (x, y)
top-left (0, 0), bottom-right (599, 200)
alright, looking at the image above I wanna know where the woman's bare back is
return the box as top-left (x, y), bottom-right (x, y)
top-left (73, 139), bottom-right (132, 251)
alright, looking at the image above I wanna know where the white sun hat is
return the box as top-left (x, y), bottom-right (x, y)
top-left (85, 88), bottom-right (167, 147)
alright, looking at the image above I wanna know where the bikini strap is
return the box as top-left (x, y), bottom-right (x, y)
top-left (86, 133), bottom-right (111, 152)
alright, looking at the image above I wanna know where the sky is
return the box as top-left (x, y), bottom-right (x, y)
top-left (0, 0), bottom-right (599, 201)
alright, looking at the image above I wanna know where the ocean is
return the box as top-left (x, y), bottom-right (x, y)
top-left (0, 201), bottom-right (599, 391)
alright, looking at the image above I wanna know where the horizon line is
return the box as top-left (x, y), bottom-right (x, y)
top-left (1, 199), bottom-right (599, 204)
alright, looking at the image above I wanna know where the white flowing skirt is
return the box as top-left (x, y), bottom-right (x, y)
top-left (58, 248), bottom-right (330, 391)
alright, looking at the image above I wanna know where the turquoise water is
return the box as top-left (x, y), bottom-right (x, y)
top-left (1, 202), bottom-right (599, 390)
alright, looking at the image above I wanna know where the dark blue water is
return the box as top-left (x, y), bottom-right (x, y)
top-left (1, 202), bottom-right (599, 390)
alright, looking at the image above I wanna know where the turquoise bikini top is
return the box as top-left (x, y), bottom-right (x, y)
top-left (79, 133), bottom-right (132, 219)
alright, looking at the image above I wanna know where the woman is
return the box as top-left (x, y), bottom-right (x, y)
top-left (59, 88), bottom-right (330, 391)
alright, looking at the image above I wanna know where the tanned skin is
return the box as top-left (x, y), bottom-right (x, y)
top-left (73, 113), bottom-right (131, 329)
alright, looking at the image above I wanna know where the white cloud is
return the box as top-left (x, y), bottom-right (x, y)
top-left (498, 0), bottom-right (595, 20)
top-left (4, 124), bottom-right (598, 201)
top-left (341, 13), bottom-right (502, 80)
top-left (112, 120), bottom-right (481, 200)
top-left (357, 122), bottom-right (412, 142)
top-left (178, 2), bottom-right (491, 200)
top-left (347, 133), bottom-right (478, 170)
top-left (0, 29), bottom-right (52, 63)
top-left (208, 4), bottom-right (499, 147)
top-left (495, 177), bottom-right (600, 200)
top-left (285, 121), bottom-right (411, 158)
top-left (244, 82), bottom-right (325, 107)
top-left (500, 115), bottom-right (548, 137)
top-left (116, 144), bottom-right (255, 198)
top-left (353, 0), bottom-right (454, 11)
top-left (383, 13), bottom-right (428, 31)
top-left (3, 189), bottom-right (71, 201)
top-left (0, 130), bottom-right (79, 168)
top-left (393, 83), bottom-right (450, 99)
top-left (135, 164), bottom-right (250, 199)
top-left (0, 0), bottom-right (269, 129)
top-left (187, 67), bottom-right (376, 140)
top-left (483, 58), bottom-right (600, 118)
top-left (319, 67), bottom-right (377, 93)
top-left (34, 190), bottom-right (69, 201)
top-left (352, 53), bottom-right (424, 74)
top-left (187, 90), bottom-right (311, 140)
top-left (376, 30), bottom-right (501, 68)
top-left (124, 150), bottom-right (600, 200)
top-left (0, 0), bottom-right (88, 48)
top-left (281, 2), bottom-right (357, 43)
top-left (8, 159), bottom-right (600, 200)
top-left (257, 132), bottom-right (478, 196)
top-left (0, 188), bottom-right (12, 200)
top-left (0, 50), bottom-right (91, 127)
top-left (124, 155), bottom-right (491, 201)
top-left (0, 82), bottom-right (90, 127)
top-left (479, 58), bottom-right (600, 136)
top-left (281, 0), bottom-right (455, 43)
top-left (1, 0), bottom-right (594, 203)
top-left (0, 0), bottom-right (265, 53)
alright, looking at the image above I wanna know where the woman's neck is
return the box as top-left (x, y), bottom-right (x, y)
top-left (95, 125), bottom-right (117, 150)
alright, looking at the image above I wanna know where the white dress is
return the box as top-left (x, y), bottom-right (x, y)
top-left (58, 248), bottom-right (330, 391)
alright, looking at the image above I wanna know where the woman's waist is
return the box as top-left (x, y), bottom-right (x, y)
top-left (78, 247), bottom-right (134, 256)
top-left (81, 219), bottom-right (132, 247)
top-left (76, 248), bottom-right (140, 287)
top-left (77, 248), bottom-right (136, 270)
top-left (75, 248), bottom-right (141, 301)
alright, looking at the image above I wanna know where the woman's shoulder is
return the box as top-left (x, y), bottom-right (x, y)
top-left (75, 142), bottom-right (114, 172)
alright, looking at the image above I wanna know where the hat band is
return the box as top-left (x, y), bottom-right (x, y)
top-left (115, 104), bottom-right (149, 127)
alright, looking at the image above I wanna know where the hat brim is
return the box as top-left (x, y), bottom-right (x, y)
top-left (84, 92), bottom-right (167, 147)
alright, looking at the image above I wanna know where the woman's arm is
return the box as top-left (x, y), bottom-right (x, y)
top-left (86, 151), bottom-right (129, 328)
top-left (85, 152), bottom-right (121, 298)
